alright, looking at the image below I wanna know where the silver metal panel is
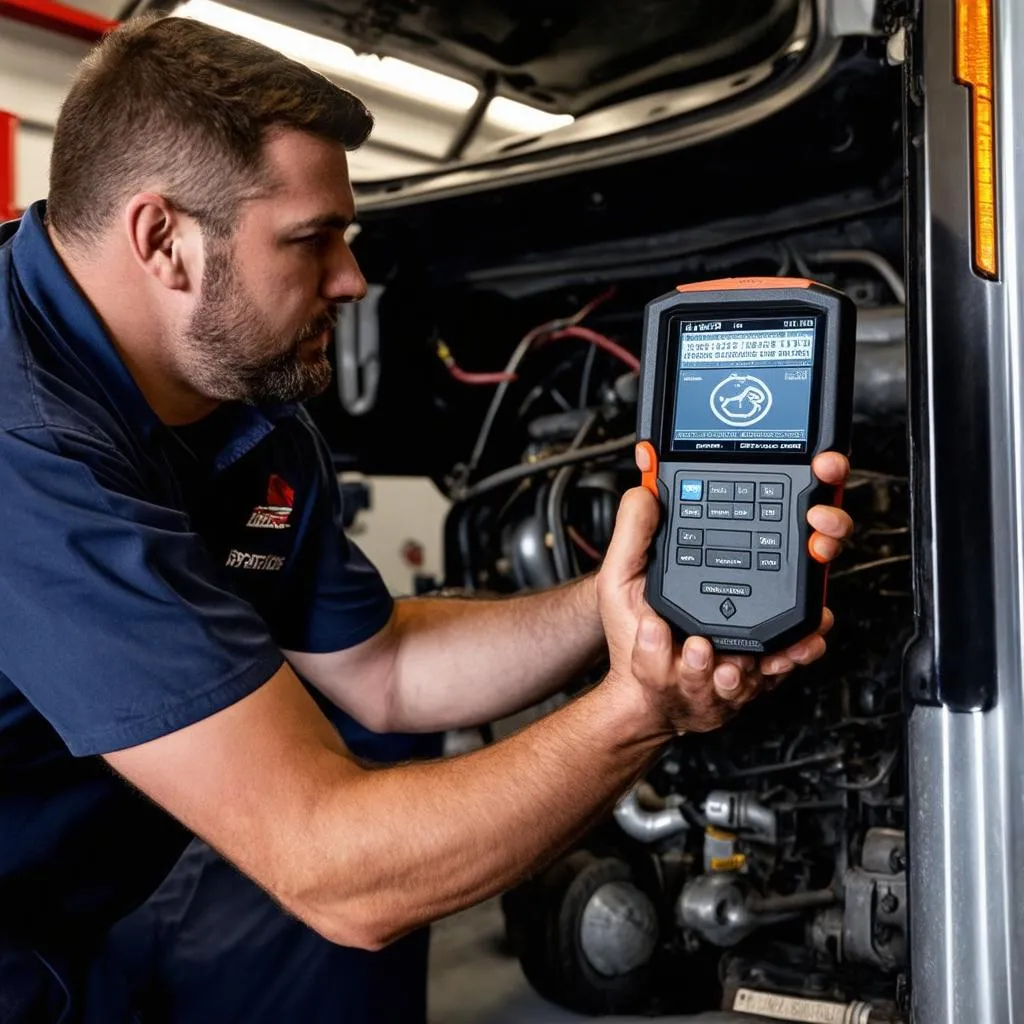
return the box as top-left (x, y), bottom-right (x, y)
top-left (908, 0), bottom-right (1024, 1019)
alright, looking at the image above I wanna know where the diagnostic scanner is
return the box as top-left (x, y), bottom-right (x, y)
top-left (636, 278), bottom-right (856, 654)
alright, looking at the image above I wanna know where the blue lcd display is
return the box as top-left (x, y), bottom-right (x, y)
top-left (670, 315), bottom-right (818, 454)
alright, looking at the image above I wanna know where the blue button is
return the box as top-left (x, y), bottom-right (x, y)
top-left (680, 479), bottom-right (703, 502)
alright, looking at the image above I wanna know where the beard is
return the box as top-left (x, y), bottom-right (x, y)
top-left (181, 241), bottom-right (336, 404)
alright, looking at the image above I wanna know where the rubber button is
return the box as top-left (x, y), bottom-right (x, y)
top-left (706, 549), bottom-right (752, 570)
top-left (701, 582), bottom-right (752, 597)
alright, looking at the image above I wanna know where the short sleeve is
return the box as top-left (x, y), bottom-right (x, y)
top-left (274, 420), bottom-right (394, 654)
top-left (0, 425), bottom-right (285, 756)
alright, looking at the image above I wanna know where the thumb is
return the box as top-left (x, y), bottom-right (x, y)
top-left (601, 487), bottom-right (661, 588)
top-left (630, 613), bottom-right (675, 686)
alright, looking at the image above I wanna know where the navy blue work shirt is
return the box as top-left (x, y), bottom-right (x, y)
top-left (0, 203), bottom-right (393, 984)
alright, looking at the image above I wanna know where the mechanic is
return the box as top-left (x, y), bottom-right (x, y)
top-left (0, 14), bottom-right (853, 1024)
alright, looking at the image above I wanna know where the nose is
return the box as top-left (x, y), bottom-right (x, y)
top-left (323, 240), bottom-right (367, 304)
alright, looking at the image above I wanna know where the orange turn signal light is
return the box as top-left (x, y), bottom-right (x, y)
top-left (955, 0), bottom-right (998, 278)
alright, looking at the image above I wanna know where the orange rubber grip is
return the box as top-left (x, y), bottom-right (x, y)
top-left (635, 441), bottom-right (659, 498)
top-left (676, 277), bottom-right (812, 293)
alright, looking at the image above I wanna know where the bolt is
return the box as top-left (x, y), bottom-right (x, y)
top-left (880, 892), bottom-right (899, 915)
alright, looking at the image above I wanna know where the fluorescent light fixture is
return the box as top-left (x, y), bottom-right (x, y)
top-left (174, 0), bottom-right (573, 136)
top-left (487, 96), bottom-right (574, 135)
top-left (175, 0), bottom-right (476, 111)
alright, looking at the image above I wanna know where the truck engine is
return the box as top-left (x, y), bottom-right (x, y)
top-left (423, 243), bottom-right (909, 1020)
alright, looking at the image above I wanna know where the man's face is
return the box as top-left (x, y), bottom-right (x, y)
top-left (180, 129), bottom-right (367, 404)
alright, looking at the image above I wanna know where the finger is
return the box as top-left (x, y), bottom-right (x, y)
top-left (764, 668), bottom-right (793, 692)
top-left (811, 451), bottom-right (850, 487)
top-left (715, 660), bottom-right (763, 705)
top-left (719, 653), bottom-right (756, 673)
top-left (781, 633), bottom-right (827, 666)
top-left (676, 635), bottom-right (714, 689)
top-left (713, 661), bottom-right (744, 701)
top-left (807, 504), bottom-right (854, 540)
top-left (809, 533), bottom-right (842, 563)
top-left (760, 652), bottom-right (794, 677)
top-left (819, 607), bottom-right (835, 636)
top-left (602, 488), bottom-right (661, 588)
top-left (760, 609), bottom-right (832, 677)
top-left (630, 613), bottom-right (676, 684)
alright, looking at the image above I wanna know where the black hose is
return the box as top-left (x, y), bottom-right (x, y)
top-left (547, 465), bottom-right (576, 582)
top-left (457, 435), bottom-right (635, 502)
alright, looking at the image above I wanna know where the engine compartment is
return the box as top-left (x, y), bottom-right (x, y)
top-left (397, 240), bottom-right (910, 1019)
top-left (304, 48), bottom-right (911, 1015)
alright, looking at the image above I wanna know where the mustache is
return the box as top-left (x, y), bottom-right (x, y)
top-left (295, 310), bottom-right (339, 344)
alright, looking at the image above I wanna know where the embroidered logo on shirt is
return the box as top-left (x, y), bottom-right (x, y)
top-left (225, 549), bottom-right (286, 572)
top-left (246, 474), bottom-right (295, 530)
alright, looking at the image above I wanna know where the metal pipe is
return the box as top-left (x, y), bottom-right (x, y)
top-left (856, 305), bottom-right (905, 344)
top-left (747, 887), bottom-right (837, 914)
top-left (613, 785), bottom-right (688, 843)
top-left (811, 248), bottom-right (907, 304)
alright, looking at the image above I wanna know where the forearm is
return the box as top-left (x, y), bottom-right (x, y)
top-left (388, 574), bottom-right (604, 731)
top-left (302, 672), bottom-right (662, 948)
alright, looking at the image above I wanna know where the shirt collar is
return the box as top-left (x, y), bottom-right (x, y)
top-left (11, 200), bottom-right (161, 438)
top-left (10, 200), bottom-right (297, 466)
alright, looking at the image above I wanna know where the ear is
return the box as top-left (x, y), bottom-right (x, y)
top-left (124, 192), bottom-right (195, 292)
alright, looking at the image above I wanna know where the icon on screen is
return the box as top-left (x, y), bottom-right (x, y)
top-left (709, 373), bottom-right (774, 427)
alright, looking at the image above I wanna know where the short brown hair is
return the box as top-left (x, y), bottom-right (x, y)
top-left (48, 15), bottom-right (373, 245)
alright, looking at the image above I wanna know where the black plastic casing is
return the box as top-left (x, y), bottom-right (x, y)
top-left (637, 280), bottom-right (857, 654)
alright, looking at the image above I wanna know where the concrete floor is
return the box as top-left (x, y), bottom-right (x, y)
top-left (426, 898), bottom-right (776, 1024)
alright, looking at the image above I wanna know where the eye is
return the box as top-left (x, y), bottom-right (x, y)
top-left (295, 232), bottom-right (330, 252)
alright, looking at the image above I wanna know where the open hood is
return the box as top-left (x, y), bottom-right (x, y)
top-left (233, 0), bottom-right (804, 116)
top-left (171, 0), bottom-right (883, 206)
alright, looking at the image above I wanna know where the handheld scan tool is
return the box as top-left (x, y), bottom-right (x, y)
top-left (636, 278), bottom-right (856, 654)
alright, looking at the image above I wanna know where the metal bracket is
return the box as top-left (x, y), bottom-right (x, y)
top-left (335, 284), bottom-right (383, 417)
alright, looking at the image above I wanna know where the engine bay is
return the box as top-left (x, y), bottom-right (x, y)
top-left (442, 259), bottom-right (906, 1019)
top-left (326, 222), bottom-right (911, 1018)
top-left (305, 51), bottom-right (911, 1014)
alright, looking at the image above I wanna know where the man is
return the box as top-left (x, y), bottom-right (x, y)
top-left (0, 14), bottom-right (852, 1023)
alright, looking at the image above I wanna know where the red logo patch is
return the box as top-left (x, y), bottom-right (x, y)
top-left (246, 475), bottom-right (295, 530)
top-left (266, 474), bottom-right (295, 509)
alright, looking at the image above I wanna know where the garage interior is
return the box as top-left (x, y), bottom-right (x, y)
top-left (1, 1), bottom-right (916, 1022)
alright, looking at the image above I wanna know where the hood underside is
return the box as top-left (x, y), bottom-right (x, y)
top-left (234, 0), bottom-right (802, 114)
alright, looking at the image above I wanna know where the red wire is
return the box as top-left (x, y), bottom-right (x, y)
top-left (568, 526), bottom-right (603, 561)
top-left (447, 365), bottom-right (518, 385)
top-left (442, 287), bottom-right (624, 386)
top-left (573, 286), bottom-right (617, 323)
top-left (542, 325), bottom-right (640, 372)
